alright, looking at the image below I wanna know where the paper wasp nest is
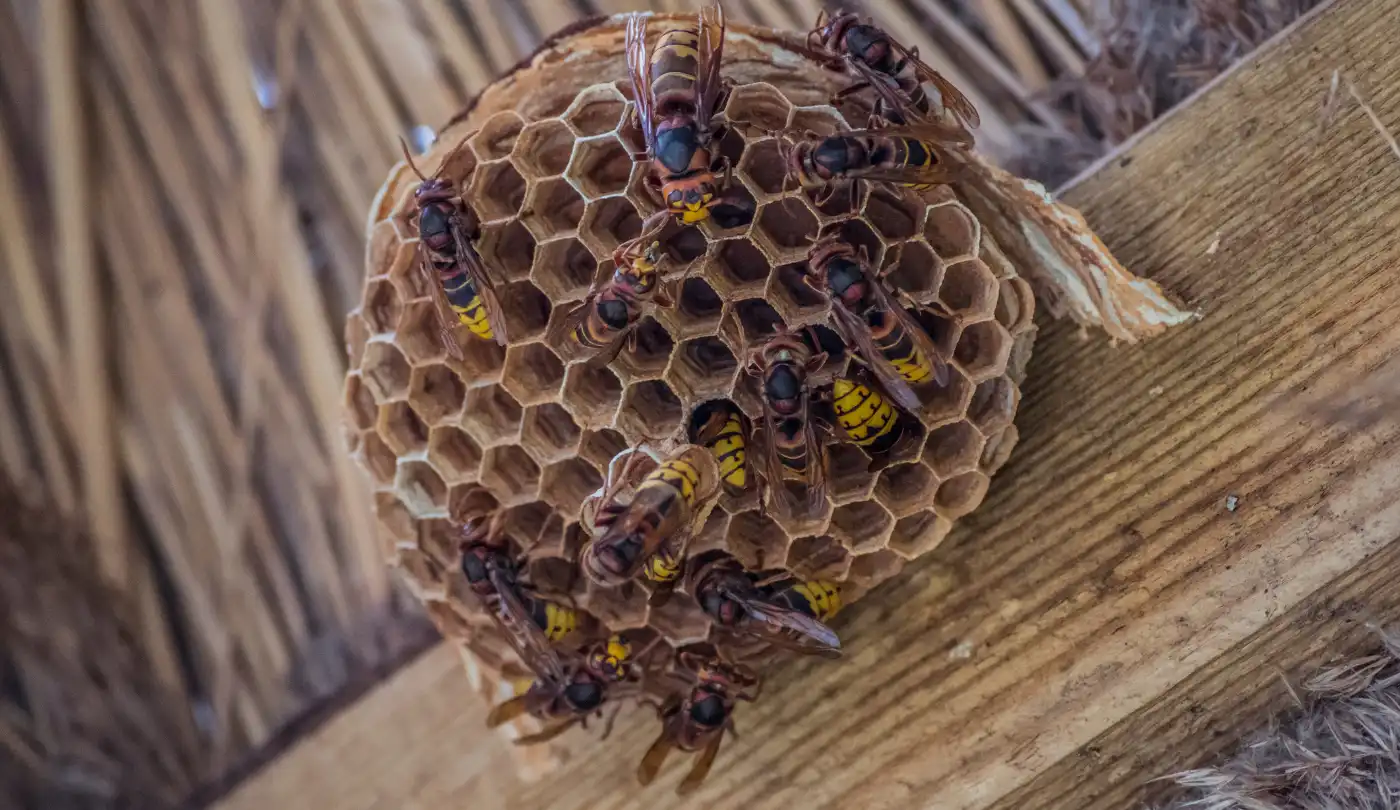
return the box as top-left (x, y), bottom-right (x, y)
top-left (346, 16), bottom-right (1035, 713)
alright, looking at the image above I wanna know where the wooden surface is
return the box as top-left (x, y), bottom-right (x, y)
top-left (215, 1), bottom-right (1400, 808)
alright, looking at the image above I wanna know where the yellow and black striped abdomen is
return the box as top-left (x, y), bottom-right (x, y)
top-left (443, 270), bottom-right (493, 340)
top-left (706, 412), bottom-right (747, 491)
top-left (895, 137), bottom-right (940, 191)
top-left (832, 378), bottom-right (900, 454)
top-left (526, 596), bottom-right (578, 642)
top-left (641, 546), bottom-right (682, 583)
top-left (639, 456), bottom-right (701, 508)
top-left (650, 27), bottom-right (699, 100)
top-left (773, 580), bottom-right (843, 621)
top-left (872, 317), bottom-right (934, 384)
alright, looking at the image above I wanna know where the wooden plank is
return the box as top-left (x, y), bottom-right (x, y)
top-left (219, 2), bottom-right (1400, 809)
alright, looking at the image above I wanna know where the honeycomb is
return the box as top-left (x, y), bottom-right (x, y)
top-left (347, 15), bottom-right (1043, 737)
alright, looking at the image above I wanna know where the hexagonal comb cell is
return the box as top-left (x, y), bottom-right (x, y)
top-left (449, 334), bottom-right (506, 384)
top-left (662, 276), bottom-right (724, 338)
top-left (479, 445), bottom-right (542, 506)
top-left (968, 376), bottom-right (1019, 435)
top-left (754, 198), bottom-right (819, 255)
top-left (397, 547), bottom-right (448, 599)
top-left (666, 336), bottom-right (738, 402)
top-left (864, 188), bottom-right (922, 241)
top-left (527, 555), bottom-right (579, 599)
top-left (461, 384), bottom-right (523, 447)
top-left (936, 471), bottom-right (990, 518)
top-left (615, 380), bottom-right (683, 444)
top-left (724, 510), bottom-right (789, 571)
top-left (688, 507), bottom-right (732, 555)
top-left (846, 550), bottom-right (905, 592)
top-left (711, 239), bottom-right (770, 297)
top-left (925, 202), bottom-right (980, 261)
top-left (501, 342), bottom-right (565, 406)
top-left (344, 374), bottom-right (376, 432)
top-left (504, 500), bottom-right (553, 551)
top-left (564, 84), bottom-right (627, 136)
top-left (769, 264), bottom-right (827, 324)
top-left (447, 483), bottom-right (499, 524)
top-left (531, 237), bottom-right (598, 304)
top-left (606, 318), bottom-right (671, 385)
top-left (829, 501), bottom-right (895, 554)
top-left (568, 135), bottom-right (634, 199)
top-left (396, 460), bottom-right (448, 515)
top-left (874, 462), bottom-right (939, 518)
top-left (661, 227), bottom-right (709, 268)
top-left (540, 458), bottom-right (602, 520)
top-left (469, 160), bottom-right (528, 222)
top-left (470, 111), bottom-right (525, 161)
top-left (580, 196), bottom-right (642, 254)
top-left (427, 426), bottom-right (482, 484)
top-left (647, 598), bottom-right (713, 646)
top-left (995, 277), bottom-right (1036, 333)
top-left (924, 421), bottom-right (985, 479)
top-left (723, 83), bottom-right (793, 132)
top-left (478, 220), bottom-right (536, 283)
top-left (584, 581), bottom-right (651, 631)
top-left (980, 424), bottom-right (1019, 476)
top-left (729, 299), bottom-right (786, 345)
top-left (827, 443), bottom-right (877, 504)
top-left (828, 217), bottom-right (882, 268)
top-left (522, 178), bottom-right (587, 239)
top-left (918, 365), bottom-right (975, 426)
top-left (408, 364), bottom-right (466, 426)
top-left (358, 431), bottom-right (398, 488)
top-left (375, 492), bottom-right (415, 547)
top-left (498, 281), bottom-right (552, 341)
top-left (785, 534), bottom-right (851, 581)
top-left (362, 343), bottom-right (412, 403)
top-left (883, 241), bottom-right (943, 302)
top-left (377, 401), bottom-right (429, 456)
top-left (513, 120), bottom-right (575, 178)
top-left (414, 517), bottom-right (459, 567)
top-left (561, 363), bottom-right (623, 430)
top-left (954, 321), bottom-right (1013, 383)
top-left (363, 278), bottom-right (403, 336)
top-left (394, 300), bottom-right (451, 365)
top-left (579, 428), bottom-right (627, 473)
top-left (939, 259), bottom-right (998, 319)
top-left (520, 403), bottom-right (582, 465)
top-left (737, 138), bottom-right (787, 198)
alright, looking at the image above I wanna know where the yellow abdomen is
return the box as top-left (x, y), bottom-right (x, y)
top-left (832, 379), bottom-right (897, 447)
top-left (541, 601), bottom-right (576, 642)
top-left (641, 456), bottom-right (700, 507)
top-left (792, 580), bottom-right (843, 621)
top-left (706, 413), bottom-right (747, 490)
top-left (641, 547), bottom-right (682, 583)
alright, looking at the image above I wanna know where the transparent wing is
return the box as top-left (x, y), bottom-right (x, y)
top-left (884, 37), bottom-right (981, 130)
top-left (864, 268), bottom-right (951, 387)
top-left (488, 571), bottom-right (567, 683)
top-left (416, 245), bottom-right (466, 361)
top-left (801, 404), bottom-right (828, 513)
top-left (626, 14), bottom-right (657, 152)
top-left (694, 3), bottom-right (726, 132)
top-left (677, 732), bottom-right (724, 796)
top-left (450, 212), bottom-right (510, 345)
top-left (636, 725), bottom-right (675, 786)
top-left (829, 300), bottom-right (924, 411)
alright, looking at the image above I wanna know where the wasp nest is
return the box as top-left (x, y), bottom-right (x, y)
top-left (347, 15), bottom-right (1038, 722)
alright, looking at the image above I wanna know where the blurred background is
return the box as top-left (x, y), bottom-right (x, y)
top-left (0, 0), bottom-right (1313, 807)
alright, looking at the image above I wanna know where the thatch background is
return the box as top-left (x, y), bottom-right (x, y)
top-left (0, 0), bottom-right (1315, 807)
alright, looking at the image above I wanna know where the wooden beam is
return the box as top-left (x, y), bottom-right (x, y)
top-left (215, 2), bottom-right (1400, 808)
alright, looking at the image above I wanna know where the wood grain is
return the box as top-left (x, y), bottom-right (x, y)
top-left (215, 1), bottom-right (1400, 808)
